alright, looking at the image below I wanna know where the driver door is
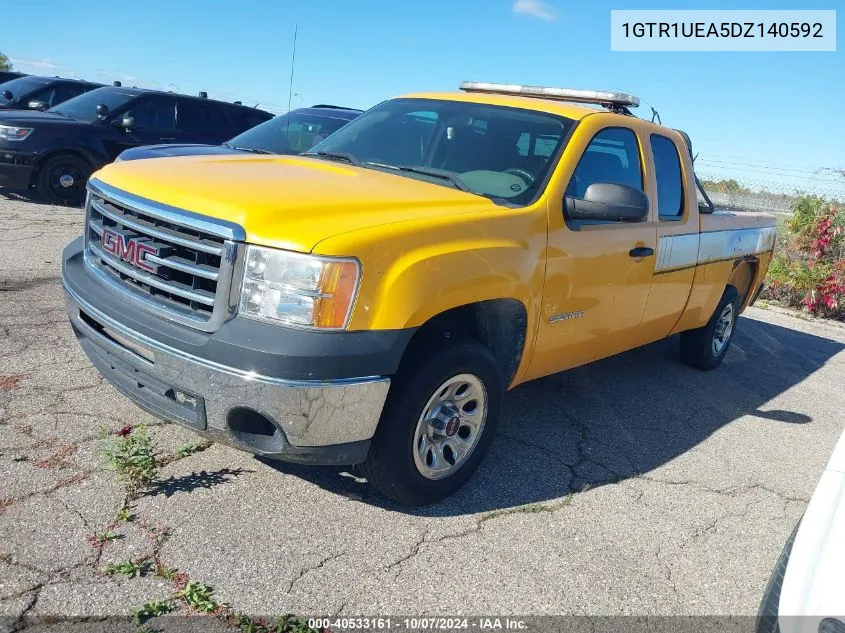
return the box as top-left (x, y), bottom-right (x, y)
top-left (524, 122), bottom-right (657, 381)
top-left (106, 95), bottom-right (177, 160)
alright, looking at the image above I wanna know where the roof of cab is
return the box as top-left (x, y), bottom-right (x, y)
top-left (396, 90), bottom-right (606, 121)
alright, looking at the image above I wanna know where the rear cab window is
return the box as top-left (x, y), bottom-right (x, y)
top-left (650, 134), bottom-right (685, 219)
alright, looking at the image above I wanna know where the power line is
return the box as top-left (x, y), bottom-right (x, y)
top-left (696, 164), bottom-right (845, 185)
top-left (698, 153), bottom-right (843, 170)
top-left (697, 158), bottom-right (843, 178)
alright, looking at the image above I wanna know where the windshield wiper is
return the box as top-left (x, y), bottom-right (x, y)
top-left (302, 150), bottom-right (361, 166)
top-left (363, 162), bottom-right (470, 192)
top-left (398, 166), bottom-right (471, 192)
top-left (231, 146), bottom-right (274, 154)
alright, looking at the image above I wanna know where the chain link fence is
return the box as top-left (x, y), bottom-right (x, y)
top-left (697, 170), bottom-right (845, 215)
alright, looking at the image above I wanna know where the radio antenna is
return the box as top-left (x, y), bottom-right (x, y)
top-left (287, 23), bottom-right (297, 113)
top-left (285, 23), bottom-right (298, 153)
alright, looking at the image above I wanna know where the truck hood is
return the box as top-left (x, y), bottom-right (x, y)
top-left (94, 154), bottom-right (493, 253)
top-left (117, 143), bottom-right (243, 162)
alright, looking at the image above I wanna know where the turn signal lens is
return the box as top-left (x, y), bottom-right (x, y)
top-left (238, 245), bottom-right (360, 330)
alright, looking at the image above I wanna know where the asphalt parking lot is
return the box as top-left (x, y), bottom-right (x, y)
top-left (1, 194), bottom-right (844, 627)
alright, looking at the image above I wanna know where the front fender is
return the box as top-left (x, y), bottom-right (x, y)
top-left (312, 206), bottom-right (548, 335)
top-left (34, 144), bottom-right (104, 169)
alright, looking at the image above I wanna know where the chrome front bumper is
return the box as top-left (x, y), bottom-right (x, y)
top-left (63, 282), bottom-right (390, 464)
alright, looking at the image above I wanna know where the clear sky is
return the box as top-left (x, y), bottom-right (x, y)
top-left (3, 0), bottom-right (843, 191)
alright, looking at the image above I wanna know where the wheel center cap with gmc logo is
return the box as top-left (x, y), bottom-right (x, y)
top-left (444, 416), bottom-right (461, 437)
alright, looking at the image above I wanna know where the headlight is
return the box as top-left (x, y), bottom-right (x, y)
top-left (239, 245), bottom-right (361, 329)
top-left (0, 125), bottom-right (33, 142)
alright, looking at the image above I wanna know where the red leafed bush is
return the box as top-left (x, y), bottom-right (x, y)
top-left (763, 196), bottom-right (845, 320)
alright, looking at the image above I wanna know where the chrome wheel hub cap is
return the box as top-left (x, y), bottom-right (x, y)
top-left (58, 174), bottom-right (75, 188)
top-left (713, 303), bottom-right (735, 356)
top-left (412, 374), bottom-right (487, 480)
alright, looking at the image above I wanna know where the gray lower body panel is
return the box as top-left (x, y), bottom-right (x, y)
top-left (64, 283), bottom-right (390, 465)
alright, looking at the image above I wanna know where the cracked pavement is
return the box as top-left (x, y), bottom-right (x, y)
top-left (1, 196), bottom-right (844, 623)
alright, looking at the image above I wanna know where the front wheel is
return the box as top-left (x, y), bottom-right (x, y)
top-left (35, 154), bottom-right (91, 206)
top-left (360, 340), bottom-right (503, 505)
top-left (680, 286), bottom-right (741, 370)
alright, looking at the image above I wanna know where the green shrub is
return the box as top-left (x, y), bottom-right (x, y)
top-left (762, 195), bottom-right (844, 319)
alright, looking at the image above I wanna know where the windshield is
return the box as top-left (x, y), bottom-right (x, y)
top-left (0, 76), bottom-right (51, 102)
top-left (50, 87), bottom-right (137, 122)
top-left (227, 111), bottom-right (356, 154)
top-left (308, 98), bottom-right (574, 205)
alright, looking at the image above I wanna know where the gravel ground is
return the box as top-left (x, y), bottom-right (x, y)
top-left (1, 195), bottom-right (844, 628)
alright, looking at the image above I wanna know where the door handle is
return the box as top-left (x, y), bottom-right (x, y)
top-left (629, 246), bottom-right (655, 258)
top-left (160, 137), bottom-right (175, 142)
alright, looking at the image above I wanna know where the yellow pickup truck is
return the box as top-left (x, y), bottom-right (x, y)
top-left (61, 82), bottom-right (776, 504)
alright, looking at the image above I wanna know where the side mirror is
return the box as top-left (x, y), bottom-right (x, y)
top-left (565, 182), bottom-right (649, 223)
top-left (121, 115), bottom-right (135, 130)
top-left (27, 100), bottom-right (49, 111)
top-left (2, 90), bottom-right (13, 100)
top-left (95, 104), bottom-right (110, 119)
top-left (698, 200), bottom-right (714, 214)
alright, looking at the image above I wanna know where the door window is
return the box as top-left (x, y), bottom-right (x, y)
top-left (566, 127), bottom-right (643, 198)
top-left (28, 87), bottom-right (55, 107)
top-left (51, 83), bottom-right (88, 106)
top-left (125, 96), bottom-right (176, 129)
top-left (177, 99), bottom-right (230, 137)
top-left (650, 134), bottom-right (685, 218)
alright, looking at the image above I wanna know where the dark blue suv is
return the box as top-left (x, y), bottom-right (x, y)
top-left (0, 75), bottom-right (102, 111)
top-left (116, 104), bottom-right (363, 162)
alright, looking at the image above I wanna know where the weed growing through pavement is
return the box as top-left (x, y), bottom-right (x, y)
top-left (153, 563), bottom-right (179, 581)
top-left (131, 599), bottom-right (175, 624)
top-left (92, 423), bottom-right (316, 630)
top-left (100, 559), bottom-right (152, 578)
top-left (114, 502), bottom-right (135, 523)
top-left (176, 581), bottom-right (224, 613)
top-left (139, 521), bottom-right (170, 545)
top-left (34, 444), bottom-right (76, 469)
top-left (177, 440), bottom-right (213, 458)
top-left (86, 531), bottom-right (118, 549)
top-left (234, 614), bottom-right (318, 633)
top-left (99, 424), bottom-right (157, 495)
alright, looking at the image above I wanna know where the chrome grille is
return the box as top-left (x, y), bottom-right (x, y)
top-left (83, 179), bottom-right (244, 332)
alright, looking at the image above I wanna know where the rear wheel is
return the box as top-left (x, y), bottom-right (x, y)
top-left (360, 340), bottom-right (503, 505)
top-left (36, 154), bottom-right (91, 206)
top-left (680, 286), bottom-right (741, 370)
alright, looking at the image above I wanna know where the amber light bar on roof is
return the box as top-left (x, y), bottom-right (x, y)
top-left (458, 81), bottom-right (640, 109)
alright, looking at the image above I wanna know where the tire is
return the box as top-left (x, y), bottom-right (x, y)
top-left (680, 286), bottom-right (741, 370)
top-left (35, 154), bottom-right (91, 206)
top-left (360, 340), bottom-right (503, 506)
top-left (755, 518), bottom-right (801, 633)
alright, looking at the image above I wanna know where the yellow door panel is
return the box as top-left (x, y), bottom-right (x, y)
top-left (524, 117), bottom-right (657, 381)
top-left (525, 222), bottom-right (656, 380)
top-left (632, 130), bottom-right (699, 347)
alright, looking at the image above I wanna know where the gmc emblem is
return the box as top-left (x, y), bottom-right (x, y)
top-left (101, 227), bottom-right (159, 274)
